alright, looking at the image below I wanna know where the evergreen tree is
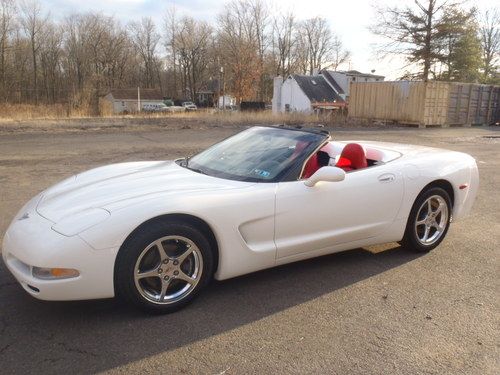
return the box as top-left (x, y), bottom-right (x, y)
top-left (371, 1), bottom-right (482, 82)
top-left (435, 8), bottom-right (482, 82)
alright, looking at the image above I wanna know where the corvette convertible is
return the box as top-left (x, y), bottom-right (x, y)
top-left (2, 126), bottom-right (478, 313)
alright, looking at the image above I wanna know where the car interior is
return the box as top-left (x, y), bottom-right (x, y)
top-left (299, 141), bottom-right (402, 179)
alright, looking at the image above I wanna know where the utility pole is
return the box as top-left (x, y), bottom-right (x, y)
top-left (137, 86), bottom-right (141, 113)
top-left (221, 66), bottom-right (225, 111)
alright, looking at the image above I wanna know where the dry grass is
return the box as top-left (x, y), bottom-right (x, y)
top-left (119, 108), bottom-right (350, 127)
top-left (0, 103), bottom-right (94, 120)
top-left (0, 103), bottom-right (350, 126)
top-left (0, 104), bottom-right (363, 135)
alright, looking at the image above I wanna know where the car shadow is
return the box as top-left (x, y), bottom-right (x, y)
top-left (0, 245), bottom-right (422, 373)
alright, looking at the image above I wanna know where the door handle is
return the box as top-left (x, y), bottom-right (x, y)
top-left (378, 173), bottom-right (395, 183)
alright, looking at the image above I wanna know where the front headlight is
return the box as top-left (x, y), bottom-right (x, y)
top-left (51, 208), bottom-right (110, 236)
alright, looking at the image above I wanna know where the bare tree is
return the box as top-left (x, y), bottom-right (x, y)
top-left (128, 17), bottom-right (160, 88)
top-left (0, 0), bottom-right (15, 99)
top-left (164, 6), bottom-right (179, 98)
top-left (39, 21), bottom-right (62, 102)
top-left (174, 17), bottom-right (213, 100)
top-left (217, 0), bottom-right (261, 102)
top-left (271, 12), bottom-right (295, 78)
top-left (480, 9), bottom-right (499, 82)
top-left (19, 0), bottom-right (48, 103)
top-left (249, 0), bottom-right (268, 100)
top-left (302, 17), bottom-right (335, 74)
top-left (327, 34), bottom-right (350, 71)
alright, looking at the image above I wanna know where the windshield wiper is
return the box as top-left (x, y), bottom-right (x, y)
top-left (186, 166), bottom-right (206, 175)
top-left (181, 157), bottom-right (205, 175)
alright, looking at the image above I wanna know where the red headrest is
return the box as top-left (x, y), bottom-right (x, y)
top-left (336, 143), bottom-right (367, 171)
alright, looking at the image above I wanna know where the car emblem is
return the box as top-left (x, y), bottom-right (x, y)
top-left (18, 212), bottom-right (30, 220)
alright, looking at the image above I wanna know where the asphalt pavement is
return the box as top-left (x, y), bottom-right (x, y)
top-left (0, 125), bottom-right (498, 374)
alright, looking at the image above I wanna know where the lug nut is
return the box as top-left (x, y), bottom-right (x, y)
top-left (158, 268), bottom-right (163, 273)
top-left (163, 259), bottom-right (169, 264)
top-left (163, 276), bottom-right (169, 281)
top-left (174, 270), bottom-right (179, 276)
top-left (173, 260), bottom-right (179, 266)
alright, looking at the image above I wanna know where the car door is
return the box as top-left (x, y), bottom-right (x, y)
top-left (274, 164), bottom-right (404, 259)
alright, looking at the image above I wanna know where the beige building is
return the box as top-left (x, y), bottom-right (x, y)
top-left (101, 89), bottom-right (164, 114)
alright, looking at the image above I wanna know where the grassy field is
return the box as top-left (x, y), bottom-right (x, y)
top-left (0, 104), bottom-right (357, 133)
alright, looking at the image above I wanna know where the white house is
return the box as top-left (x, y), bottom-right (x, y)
top-left (101, 88), bottom-right (164, 114)
top-left (272, 69), bottom-right (385, 114)
top-left (272, 74), bottom-right (345, 114)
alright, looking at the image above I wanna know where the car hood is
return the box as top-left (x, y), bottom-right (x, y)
top-left (36, 161), bottom-right (248, 222)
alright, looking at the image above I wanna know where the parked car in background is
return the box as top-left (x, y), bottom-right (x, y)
top-left (142, 103), bottom-right (169, 113)
top-left (182, 101), bottom-right (197, 111)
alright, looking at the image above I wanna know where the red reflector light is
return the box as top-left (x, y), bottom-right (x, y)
top-left (459, 184), bottom-right (468, 190)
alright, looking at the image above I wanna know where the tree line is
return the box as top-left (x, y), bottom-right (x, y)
top-left (0, 0), bottom-right (351, 112)
top-left (0, 0), bottom-right (497, 114)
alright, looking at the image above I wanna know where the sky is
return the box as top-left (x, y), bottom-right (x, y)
top-left (43, 0), bottom-right (496, 80)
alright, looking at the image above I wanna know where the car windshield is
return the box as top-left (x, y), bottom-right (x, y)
top-left (182, 127), bottom-right (328, 182)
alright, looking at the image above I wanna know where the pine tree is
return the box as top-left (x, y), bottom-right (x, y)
top-left (435, 7), bottom-right (482, 82)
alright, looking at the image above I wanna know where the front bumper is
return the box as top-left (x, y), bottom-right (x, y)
top-left (2, 210), bottom-right (117, 301)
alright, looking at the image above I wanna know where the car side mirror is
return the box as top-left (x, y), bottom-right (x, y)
top-left (304, 166), bottom-right (346, 187)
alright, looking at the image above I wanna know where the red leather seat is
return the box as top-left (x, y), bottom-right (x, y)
top-left (295, 141), bottom-right (331, 179)
top-left (335, 143), bottom-right (367, 172)
top-left (302, 153), bottom-right (319, 178)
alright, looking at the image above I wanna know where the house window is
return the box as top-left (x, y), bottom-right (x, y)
top-left (121, 101), bottom-right (125, 106)
top-left (352, 77), bottom-right (356, 81)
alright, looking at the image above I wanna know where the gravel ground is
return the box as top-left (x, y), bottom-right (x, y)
top-left (0, 123), bottom-right (498, 374)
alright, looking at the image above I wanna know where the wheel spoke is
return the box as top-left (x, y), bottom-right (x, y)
top-left (159, 279), bottom-right (171, 301)
top-left (155, 240), bottom-right (169, 261)
top-left (137, 269), bottom-right (160, 279)
top-left (422, 226), bottom-right (430, 242)
top-left (427, 199), bottom-right (433, 215)
top-left (176, 246), bottom-right (194, 264)
top-left (176, 270), bottom-right (196, 285)
top-left (416, 218), bottom-right (427, 226)
top-left (432, 222), bottom-right (444, 232)
top-left (434, 201), bottom-right (445, 215)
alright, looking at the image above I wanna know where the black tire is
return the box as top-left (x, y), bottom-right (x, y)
top-left (114, 219), bottom-right (214, 314)
top-left (401, 187), bottom-right (452, 253)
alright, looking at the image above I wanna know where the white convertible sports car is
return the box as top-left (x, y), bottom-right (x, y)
top-left (2, 126), bottom-right (478, 313)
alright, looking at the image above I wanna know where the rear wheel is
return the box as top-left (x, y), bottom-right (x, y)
top-left (401, 187), bottom-right (452, 252)
top-left (115, 221), bottom-right (214, 314)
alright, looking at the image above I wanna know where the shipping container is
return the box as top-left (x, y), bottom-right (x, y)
top-left (349, 81), bottom-right (500, 127)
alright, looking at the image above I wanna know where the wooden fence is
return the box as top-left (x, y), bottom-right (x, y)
top-left (349, 81), bottom-right (500, 127)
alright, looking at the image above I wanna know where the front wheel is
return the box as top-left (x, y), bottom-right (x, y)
top-left (401, 187), bottom-right (452, 252)
top-left (115, 221), bottom-right (214, 314)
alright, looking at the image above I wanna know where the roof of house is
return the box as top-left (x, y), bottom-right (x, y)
top-left (107, 88), bottom-right (163, 100)
top-left (320, 70), bottom-right (346, 95)
top-left (337, 70), bottom-right (385, 79)
top-left (292, 74), bottom-right (345, 103)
